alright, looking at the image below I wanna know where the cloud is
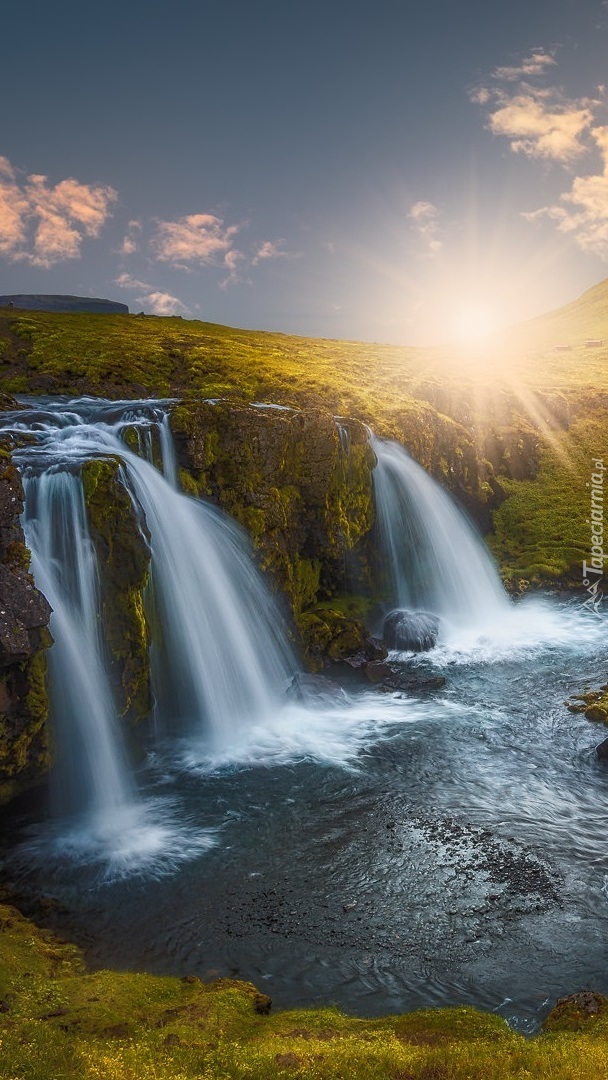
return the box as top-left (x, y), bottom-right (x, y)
top-left (472, 49), bottom-right (608, 258)
top-left (152, 212), bottom-right (240, 268)
top-left (471, 49), bottom-right (600, 163)
top-left (120, 219), bottom-right (141, 255)
top-left (252, 239), bottom-right (291, 265)
top-left (220, 248), bottom-right (247, 288)
top-left (522, 125), bottom-right (608, 258)
top-left (408, 200), bottom-right (443, 255)
top-left (492, 49), bottom-right (557, 82)
top-left (487, 91), bottom-right (596, 161)
top-left (0, 155), bottom-right (116, 266)
top-left (115, 272), bottom-right (189, 315)
top-left (140, 290), bottom-right (189, 316)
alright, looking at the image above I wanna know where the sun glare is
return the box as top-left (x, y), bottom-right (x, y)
top-left (448, 302), bottom-right (502, 345)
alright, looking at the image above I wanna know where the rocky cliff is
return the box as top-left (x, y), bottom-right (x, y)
top-left (0, 431), bottom-right (52, 801)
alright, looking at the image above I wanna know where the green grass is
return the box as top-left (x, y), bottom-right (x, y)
top-left (490, 412), bottom-right (608, 586)
top-left (3, 902), bottom-right (608, 1079)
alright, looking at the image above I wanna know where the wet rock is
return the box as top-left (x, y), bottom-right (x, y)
top-left (383, 609), bottom-right (439, 652)
top-left (543, 990), bottom-right (608, 1031)
top-left (0, 564), bottom-right (52, 666)
top-left (596, 737), bottom-right (608, 761)
top-left (365, 661), bottom-right (445, 693)
top-left (285, 672), bottom-right (348, 706)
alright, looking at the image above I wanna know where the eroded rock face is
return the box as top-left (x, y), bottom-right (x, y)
top-left (382, 609), bottom-right (440, 652)
top-left (170, 401), bottom-right (376, 619)
top-left (0, 438), bottom-right (52, 800)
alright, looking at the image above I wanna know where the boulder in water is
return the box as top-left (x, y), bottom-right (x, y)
top-left (285, 672), bottom-right (348, 707)
top-left (382, 609), bottom-right (439, 652)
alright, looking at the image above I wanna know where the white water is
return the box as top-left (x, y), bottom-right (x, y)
top-left (23, 470), bottom-right (134, 821)
top-left (124, 454), bottom-right (296, 748)
top-left (6, 399), bottom-right (296, 868)
top-left (370, 434), bottom-right (509, 637)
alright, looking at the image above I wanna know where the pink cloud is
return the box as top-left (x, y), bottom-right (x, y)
top-left (0, 155), bottom-right (116, 267)
top-left (152, 213), bottom-right (240, 268)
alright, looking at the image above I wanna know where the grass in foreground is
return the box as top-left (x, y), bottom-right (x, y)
top-left (2, 902), bottom-right (608, 1079)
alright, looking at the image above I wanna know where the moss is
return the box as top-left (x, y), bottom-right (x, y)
top-left (0, 650), bottom-right (51, 801)
top-left (4, 902), bottom-right (608, 1078)
top-left (81, 458), bottom-right (151, 723)
top-left (490, 411), bottom-right (608, 587)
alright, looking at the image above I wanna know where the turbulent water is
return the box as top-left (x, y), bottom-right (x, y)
top-left (1, 398), bottom-right (608, 1032)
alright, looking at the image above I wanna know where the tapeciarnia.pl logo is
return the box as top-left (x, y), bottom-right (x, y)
top-left (582, 458), bottom-right (605, 618)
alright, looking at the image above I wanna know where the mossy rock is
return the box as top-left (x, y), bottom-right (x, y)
top-left (81, 458), bottom-right (151, 723)
top-left (297, 607), bottom-right (385, 673)
top-left (543, 991), bottom-right (608, 1032)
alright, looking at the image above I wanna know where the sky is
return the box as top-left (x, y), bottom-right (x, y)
top-left (1, 0), bottom-right (607, 345)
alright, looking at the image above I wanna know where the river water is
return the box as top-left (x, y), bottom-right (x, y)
top-left (1, 398), bottom-right (607, 1033)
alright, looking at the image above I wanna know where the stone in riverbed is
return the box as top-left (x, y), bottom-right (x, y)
top-left (382, 608), bottom-right (439, 652)
top-left (596, 737), bottom-right (608, 761)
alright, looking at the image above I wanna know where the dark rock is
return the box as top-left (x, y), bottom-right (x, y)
top-left (383, 609), bottom-right (440, 652)
top-left (163, 1033), bottom-right (182, 1047)
top-left (0, 564), bottom-right (52, 666)
top-left (596, 737), bottom-right (608, 761)
top-left (254, 992), bottom-right (272, 1015)
top-left (365, 661), bottom-right (394, 684)
top-left (285, 673), bottom-right (348, 706)
top-left (0, 294), bottom-right (129, 315)
top-left (543, 990), bottom-right (608, 1031)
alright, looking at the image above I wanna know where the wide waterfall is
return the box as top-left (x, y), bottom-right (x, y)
top-left (369, 434), bottom-right (509, 634)
top-left (4, 398), bottom-right (296, 860)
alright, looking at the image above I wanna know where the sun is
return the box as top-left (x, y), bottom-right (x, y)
top-left (447, 301), bottom-right (503, 345)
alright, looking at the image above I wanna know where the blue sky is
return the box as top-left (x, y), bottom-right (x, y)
top-left (1, 0), bottom-right (607, 343)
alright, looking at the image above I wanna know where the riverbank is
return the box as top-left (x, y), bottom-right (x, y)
top-left (2, 898), bottom-right (608, 1080)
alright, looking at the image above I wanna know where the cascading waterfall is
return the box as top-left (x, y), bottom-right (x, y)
top-left (369, 433), bottom-right (509, 634)
top-left (3, 398), bottom-right (297, 861)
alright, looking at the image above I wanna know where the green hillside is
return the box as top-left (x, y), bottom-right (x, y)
top-left (1, 280), bottom-right (608, 589)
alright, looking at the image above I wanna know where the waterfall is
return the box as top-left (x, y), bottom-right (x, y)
top-left (122, 453), bottom-right (296, 748)
top-left (369, 434), bottom-right (509, 633)
top-left (4, 398), bottom-right (297, 855)
top-left (23, 470), bottom-right (136, 830)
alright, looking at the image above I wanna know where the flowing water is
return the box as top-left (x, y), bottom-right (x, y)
top-left (1, 399), bottom-right (607, 1032)
top-left (370, 434), bottom-right (509, 638)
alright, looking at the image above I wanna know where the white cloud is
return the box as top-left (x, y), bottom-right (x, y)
top-left (408, 200), bottom-right (443, 255)
top-left (120, 219), bottom-right (141, 255)
top-left (0, 155), bottom-right (116, 266)
top-left (471, 48), bottom-right (601, 163)
top-left (487, 90), bottom-right (596, 161)
top-left (152, 212), bottom-right (240, 268)
top-left (114, 272), bottom-right (189, 315)
top-left (139, 290), bottom-right (189, 316)
top-left (219, 248), bottom-right (247, 288)
top-left (523, 126), bottom-right (608, 258)
top-left (472, 49), bottom-right (608, 258)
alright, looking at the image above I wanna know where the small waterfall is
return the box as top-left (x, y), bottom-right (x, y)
top-left (122, 453), bottom-right (296, 748)
top-left (369, 434), bottom-right (509, 633)
top-left (23, 470), bottom-right (134, 824)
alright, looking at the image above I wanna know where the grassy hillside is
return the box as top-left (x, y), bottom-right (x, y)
top-left (1, 279), bottom-right (608, 590)
top-left (2, 901), bottom-right (608, 1080)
